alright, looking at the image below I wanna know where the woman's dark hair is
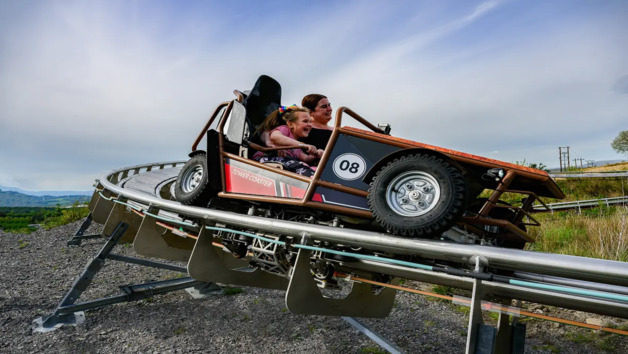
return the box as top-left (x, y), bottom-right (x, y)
top-left (301, 94), bottom-right (327, 111)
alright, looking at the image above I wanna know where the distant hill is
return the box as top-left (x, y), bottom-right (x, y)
top-left (582, 161), bottom-right (628, 173)
top-left (0, 184), bottom-right (92, 197)
top-left (0, 190), bottom-right (90, 207)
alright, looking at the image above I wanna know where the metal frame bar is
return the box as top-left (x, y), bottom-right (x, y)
top-left (66, 212), bottom-right (102, 246)
top-left (532, 196), bottom-right (628, 212)
top-left (342, 317), bottom-right (403, 354)
top-left (33, 221), bottom-right (204, 333)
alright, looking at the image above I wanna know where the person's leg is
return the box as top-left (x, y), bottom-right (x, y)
top-left (256, 156), bottom-right (314, 177)
top-left (282, 159), bottom-right (314, 177)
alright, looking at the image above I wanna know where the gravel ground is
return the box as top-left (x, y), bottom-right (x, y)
top-left (1, 221), bottom-right (627, 353)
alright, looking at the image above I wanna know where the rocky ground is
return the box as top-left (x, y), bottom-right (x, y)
top-left (1, 221), bottom-right (627, 353)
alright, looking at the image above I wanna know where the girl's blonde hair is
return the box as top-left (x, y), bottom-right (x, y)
top-left (258, 105), bottom-right (310, 133)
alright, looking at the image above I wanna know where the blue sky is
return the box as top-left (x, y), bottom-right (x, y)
top-left (1, 0), bottom-right (627, 191)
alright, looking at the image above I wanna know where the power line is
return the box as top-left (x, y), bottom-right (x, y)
top-left (559, 147), bottom-right (570, 172)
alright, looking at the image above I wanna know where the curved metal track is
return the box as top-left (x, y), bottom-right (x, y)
top-left (550, 171), bottom-right (628, 178)
top-left (86, 161), bottom-right (628, 321)
top-left (533, 196), bottom-right (628, 212)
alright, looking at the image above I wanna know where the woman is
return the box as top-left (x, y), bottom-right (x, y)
top-left (300, 94), bottom-right (333, 150)
top-left (253, 105), bottom-right (323, 177)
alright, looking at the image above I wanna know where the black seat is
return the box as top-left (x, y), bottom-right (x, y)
top-left (242, 75), bottom-right (282, 156)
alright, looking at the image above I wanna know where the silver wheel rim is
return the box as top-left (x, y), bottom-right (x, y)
top-left (385, 171), bottom-right (441, 217)
top-left (181, 164), bottom-right (204, 193)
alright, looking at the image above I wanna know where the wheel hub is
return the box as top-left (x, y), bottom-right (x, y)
top-left (386, 171), bottom-right (441, 217)
top-left (181, 165), bottom-right (204, 193)
top-left (408, 191), bottom-right (421, 200)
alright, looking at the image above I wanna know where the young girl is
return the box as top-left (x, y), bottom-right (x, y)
top-left (253, 105), bottom-right (323, 177)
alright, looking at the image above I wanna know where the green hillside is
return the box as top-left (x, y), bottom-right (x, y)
top-left (0, 190), bottom-right (90, 207)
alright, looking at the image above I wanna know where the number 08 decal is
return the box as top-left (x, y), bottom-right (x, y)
top-left (332, 153), bottom-right (367, 180)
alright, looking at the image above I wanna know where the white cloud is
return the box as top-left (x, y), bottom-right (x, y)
top-left (1, 0), bottom-right (627, 190)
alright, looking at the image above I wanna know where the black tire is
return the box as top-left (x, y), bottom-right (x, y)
top-left (174, 153), bottom-right (217, 206)
top-left (368, 154), bottom-right (467, 237)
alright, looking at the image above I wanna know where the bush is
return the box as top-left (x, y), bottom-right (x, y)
top-left (42, 202), bottom-right (89, 229)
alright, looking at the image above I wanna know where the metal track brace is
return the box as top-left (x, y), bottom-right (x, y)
top-left (342, 316), bottom-right (404, 354)
top-left (465, 257), bottom-right (526, 354)
top-left (33, 221), bottom-right (204, 333)
top-left (67, 212), bottom-right (102, 246)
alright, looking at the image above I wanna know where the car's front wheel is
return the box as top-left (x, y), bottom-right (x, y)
top-left (368, 154), bottom-right (467, 237)
top-left (175, 153), bottom-right (217, 206)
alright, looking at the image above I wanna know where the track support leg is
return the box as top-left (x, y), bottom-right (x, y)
top-left (67, 212), bottom-right (102, 246)
top-left (465, 259), bottom-right (526, 354)
top-left (34, 222), bottom-right (129, 332)
top-left (33, 222), bottom-right (204, 333)
top-left (466, 257), bottom-right (496, 354)
top-left (494, 301), bottom-right (526, 354)
top-left (342, 316), bottom-right (404, 354)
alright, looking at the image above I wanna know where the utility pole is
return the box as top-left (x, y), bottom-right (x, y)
top-left (559, 147), bottom-right (570, 172)
top-left (575, 158), bottom-right (584, 169)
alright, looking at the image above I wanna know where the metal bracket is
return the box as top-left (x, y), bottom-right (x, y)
top-left (66, 212), bottom-right (102, 246)
top-left (102, 199), bottom-right (143, 244)
top-left (285, 247), bottom-right (397, 318)
top-left (494, 299), bottom-right (526, 354)
top-left (90, 189), bottom-right (115, 224)
top-left (133, 212), bottom-right (195, 262)
top-left (187, 227), bottom-right (289, 290)
top-left (186, 282), bottom-right (224, 299)
top-left (466, 257), bottom-right (492, 354)
top-left (464, 258), bottom-right (527, 354)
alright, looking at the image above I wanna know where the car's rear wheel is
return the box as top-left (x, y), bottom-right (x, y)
top-left (175, 153), bottom-right (217, 206)
top-left (368, 154), bottom-right (467, 237)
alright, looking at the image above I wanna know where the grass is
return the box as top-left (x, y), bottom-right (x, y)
top-left (553, 178), bottom-right (627, 202)
top-left (565, 329), bottom-right (622, 351)
top-left (0, 203), bottom-right (90, 233)
top-left (42, 203), bottom-right (90, 229)
top-left (566, 331), bottom-right (594, 344)
top-left (532, 344), bottom-right (560, 353)
top-left (527, 206), bottom-right (628, 261)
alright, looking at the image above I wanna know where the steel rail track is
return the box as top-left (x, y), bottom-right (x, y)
top-left (549, 171), bottom-right (628, 178)
top-left (533, 196), bottom-right (628, 212)
top-left (67, 160), bottom-right (628, 354)
top-left (95, 162), bottom-right (628, 290)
